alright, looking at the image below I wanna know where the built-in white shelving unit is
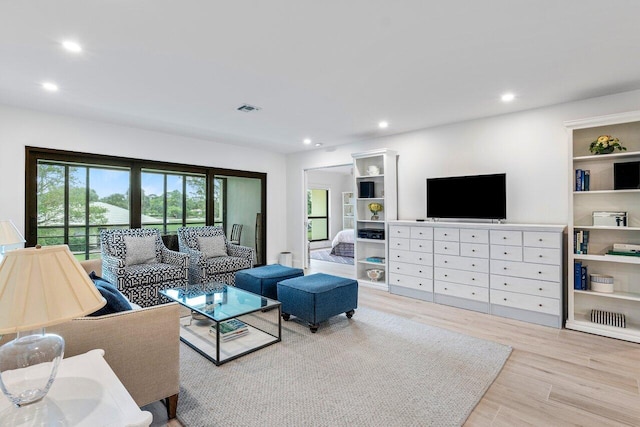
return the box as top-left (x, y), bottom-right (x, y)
top-left (566, 110), bottom-right (640, 342)
top-left (342, 191), bottom-right (354, 230)
top-left (352, 149), bottom-right (397, 290)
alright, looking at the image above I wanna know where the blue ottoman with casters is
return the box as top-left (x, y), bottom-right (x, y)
top-left (277, 273), bottom-right (358, 333)
top-left (235, 264), bottom-right (304, 300)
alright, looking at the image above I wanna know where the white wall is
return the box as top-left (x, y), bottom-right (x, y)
top-left (0, 104), bottom-right (288, 264)
top-left (286, 89), bottom-right (640, 267)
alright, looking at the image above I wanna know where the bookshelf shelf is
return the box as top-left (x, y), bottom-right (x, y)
top-left (352, 149), bottom-right (397, 290)
top-left (567, 110), bottom-right (640, 343)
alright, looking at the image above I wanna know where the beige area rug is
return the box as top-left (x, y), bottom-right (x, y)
top-left (176, 306), bottom-right (512, 427)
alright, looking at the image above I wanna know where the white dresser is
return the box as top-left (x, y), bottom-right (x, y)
top-left (388, 221), bottom-right (566, 328)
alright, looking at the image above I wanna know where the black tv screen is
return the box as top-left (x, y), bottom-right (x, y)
top-left (426, 173), bottom-right (506, 220)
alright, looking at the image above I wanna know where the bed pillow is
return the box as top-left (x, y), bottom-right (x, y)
top-left (87, 271), bottom-right (133, 316)
top-left (197, 235), bottom-right (228, 258)
top-left (123, 235), bottom-right (157, 266)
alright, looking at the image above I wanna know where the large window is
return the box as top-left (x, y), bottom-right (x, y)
top-left (26, 147), bottom-right (266, 263)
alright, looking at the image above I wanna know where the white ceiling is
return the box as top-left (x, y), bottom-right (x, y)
top-left (2, 1), bottom-right (640, 154)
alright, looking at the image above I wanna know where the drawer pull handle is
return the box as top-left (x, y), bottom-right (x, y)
top-left (539, 255), bottom-right (543, 258)
top-left (444, 287), bottom-right (448, 290)
top-left (538, 287), bottom-right (543, 291)
top-left (538, 271), bottom-right (542, 274)
top-left (503, 283), bottom-right (508, 286)
top-left (396, 267), bottom-right (400, 270)
top-left (538, 304), bottom-right (543, 307)
top-left (396, 255), bottom-right (400, 258)
top-left (472, 292), bottom-right (476, 295)
top-left (444, 247), bottom-right (448, 250)
top-left (472, 235), bottom-right (476, 238)
top-left (444, 233), bottom-right (448, 236)
top-left (419, 257), bottom-right (423, 261)
top-left (503, 298), bottom-right (507, 301)
top-left (503, 236), bottom-right (507, 240)
top-left (444, 274), bottom-right (448, 277)
top-left (472, 249), bottom-right (476, 252)
top-left (419, 245), bottom-right (423, 248)
top-left (419, 270), bottom-right (422, 273)
top-left (472, 278), bottom-right (475, 281)
top-left (444, 260), bottom-right (448, 263)
top-left (504, 252), bottom-right (507, 255)
top-left (472, 264), bottom-right (475, 267)
top-left (503, 267), bottom-right (507, 270)
top-left (418, 283), bottom-right (422, 286)
top-left (539, 238), bottom-right (543, 242)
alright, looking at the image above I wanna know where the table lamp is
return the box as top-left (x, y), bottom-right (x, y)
top-left (0, 245), bottom-right (106, 407)
top-left (0, 220), bottom-right (25, 263)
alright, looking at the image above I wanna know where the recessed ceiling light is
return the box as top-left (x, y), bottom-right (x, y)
top-left (41, 82), bottom-right (59, 92)
top-left (62, 40), bottom-right (82, 53)
top-left (378, 121), bottom-right (389, 129)
top-left (303, 138), bottom-right (312, 145)
top-left (314, 143), bottom-right (323, 147)
top-left (501, 93), bottom-right (515, 102)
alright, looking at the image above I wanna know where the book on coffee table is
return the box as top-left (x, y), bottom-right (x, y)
top-left (209, 318), bottom-right (249, 341)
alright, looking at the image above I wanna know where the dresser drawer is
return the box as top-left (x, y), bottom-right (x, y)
top-left (490, 289), bottom-right (559, 315)
top-left (490, 260), bottom-right (560, 282)
top-left (490, 244), bottom-right (523, 261)
top-left (523, 231), bottom-right (561, 249)
top-left (490, 230), bottom-right (522, 246)
top-left (435, 281), bottom-right (488, 302)
top-left (523, 247), bottom-right (561, 265)
top-left (389, 273), bottom-right (433, 292)
top-left (460, 242), bottom-right (489, 258)
top-left (490, 274), bottom-right (560, 299)
top-left (410, 227), bottom-right (433, 240)
top-left (389, 225), bottom-right (411, 239)
top-left (389, 237), bottom-right (410, 251)
top-left (410, 239), bottom-right (433, 253)
top-left (434, 267), bottom-right (489, 287)
top-left (434, 254), bottom-right (489, 273)
top-left (389, 249), bottom-right (432, 266)
top-left (433, 241), bottom-right (459, 255)
top-left (460, 229), bottom-right (489, 244)
top-left (389, 261), bottom-right (433, 279)
top-left (434, 228), bottom-right (459, 241)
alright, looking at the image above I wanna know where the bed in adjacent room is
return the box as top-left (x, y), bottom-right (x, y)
top-left (330, 229), bottom-right (354, 258)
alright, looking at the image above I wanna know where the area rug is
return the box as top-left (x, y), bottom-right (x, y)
top-left (176, 306), bottom-right (511, 427)
top-left (310, 248), bottom-right (354, 265)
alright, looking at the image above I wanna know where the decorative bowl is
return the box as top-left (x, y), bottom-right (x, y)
top-left (366, 268), bottom-right (384, 282)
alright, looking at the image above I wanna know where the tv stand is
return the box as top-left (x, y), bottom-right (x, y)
top-left (387, 220), bottom-right (565, 328)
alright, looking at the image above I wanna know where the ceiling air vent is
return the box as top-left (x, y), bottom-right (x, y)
top-left (237, 104), bottom-right (261, 112)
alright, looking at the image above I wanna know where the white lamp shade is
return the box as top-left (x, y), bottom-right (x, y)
top-left (0, 245), bottom-right (106, 334)
top-left (0, 221), bottom-right (25, 246)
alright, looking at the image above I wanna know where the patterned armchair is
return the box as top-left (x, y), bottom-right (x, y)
top-left (100, 228), bottom-right (189, 307)
top-left (177, 226), bottom-right (254, 287)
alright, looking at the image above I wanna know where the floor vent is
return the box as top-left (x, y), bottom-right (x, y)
top-left (590, 309), bottom-right (626, 328)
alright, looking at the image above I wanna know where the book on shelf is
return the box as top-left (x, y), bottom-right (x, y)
top-left (581, 265), bottom-right (588, 290)
top-left (574, 169), bottom-right (590, 191)
top-left (365, 256), bottom-right (385, 263)
top-left (573, 261), bottom-right (582, 290)
top-left (606, 250), bottom-right (640, 257)
top-left (210, 318), bottom-right (249, 341)
top-left (573, 230), bottom-right (589, 254)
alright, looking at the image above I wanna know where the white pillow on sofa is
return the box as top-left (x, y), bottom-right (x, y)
top-left (124, 235), bottom-right (157, 266)
top-left (197, 235), bottom-right (227, 258)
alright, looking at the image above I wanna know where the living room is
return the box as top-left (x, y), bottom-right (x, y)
top-left (2, 1), bottom-right (640, 426)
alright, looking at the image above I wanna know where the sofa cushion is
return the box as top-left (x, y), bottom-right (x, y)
top-left (88, 271), bottom-right (133, 316)
top-left (197, 235), bottom-right (227, 258)
top-left (124, 235), bottom-right (157, 266)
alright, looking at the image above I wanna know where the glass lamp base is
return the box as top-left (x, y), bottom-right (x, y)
top-left (0, 331), bottom-right (64, 407)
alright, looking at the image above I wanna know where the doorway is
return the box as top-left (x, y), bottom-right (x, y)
top-left (303, 164), bottom-right (354, 276)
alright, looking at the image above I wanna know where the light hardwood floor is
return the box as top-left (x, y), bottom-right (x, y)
top-left (146, 259), bottom-right (640, 426)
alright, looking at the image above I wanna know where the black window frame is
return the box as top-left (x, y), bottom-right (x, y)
top-left (25, 147), bottom-right (267, 265)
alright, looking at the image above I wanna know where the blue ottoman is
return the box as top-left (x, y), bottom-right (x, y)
top-left (235, 264), bottom-right (304, 300)
top-left (277, 273), bottom-right (358, 333)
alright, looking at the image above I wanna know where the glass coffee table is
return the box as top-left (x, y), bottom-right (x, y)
top-left (160, 284), bottom-right (281, 366)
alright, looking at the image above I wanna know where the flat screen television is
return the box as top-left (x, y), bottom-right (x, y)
top-left (426, 173), bottom-right (506, 220)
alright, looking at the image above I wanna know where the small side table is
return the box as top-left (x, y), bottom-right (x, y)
top-left (0, 349), bottom-right (152, 426)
